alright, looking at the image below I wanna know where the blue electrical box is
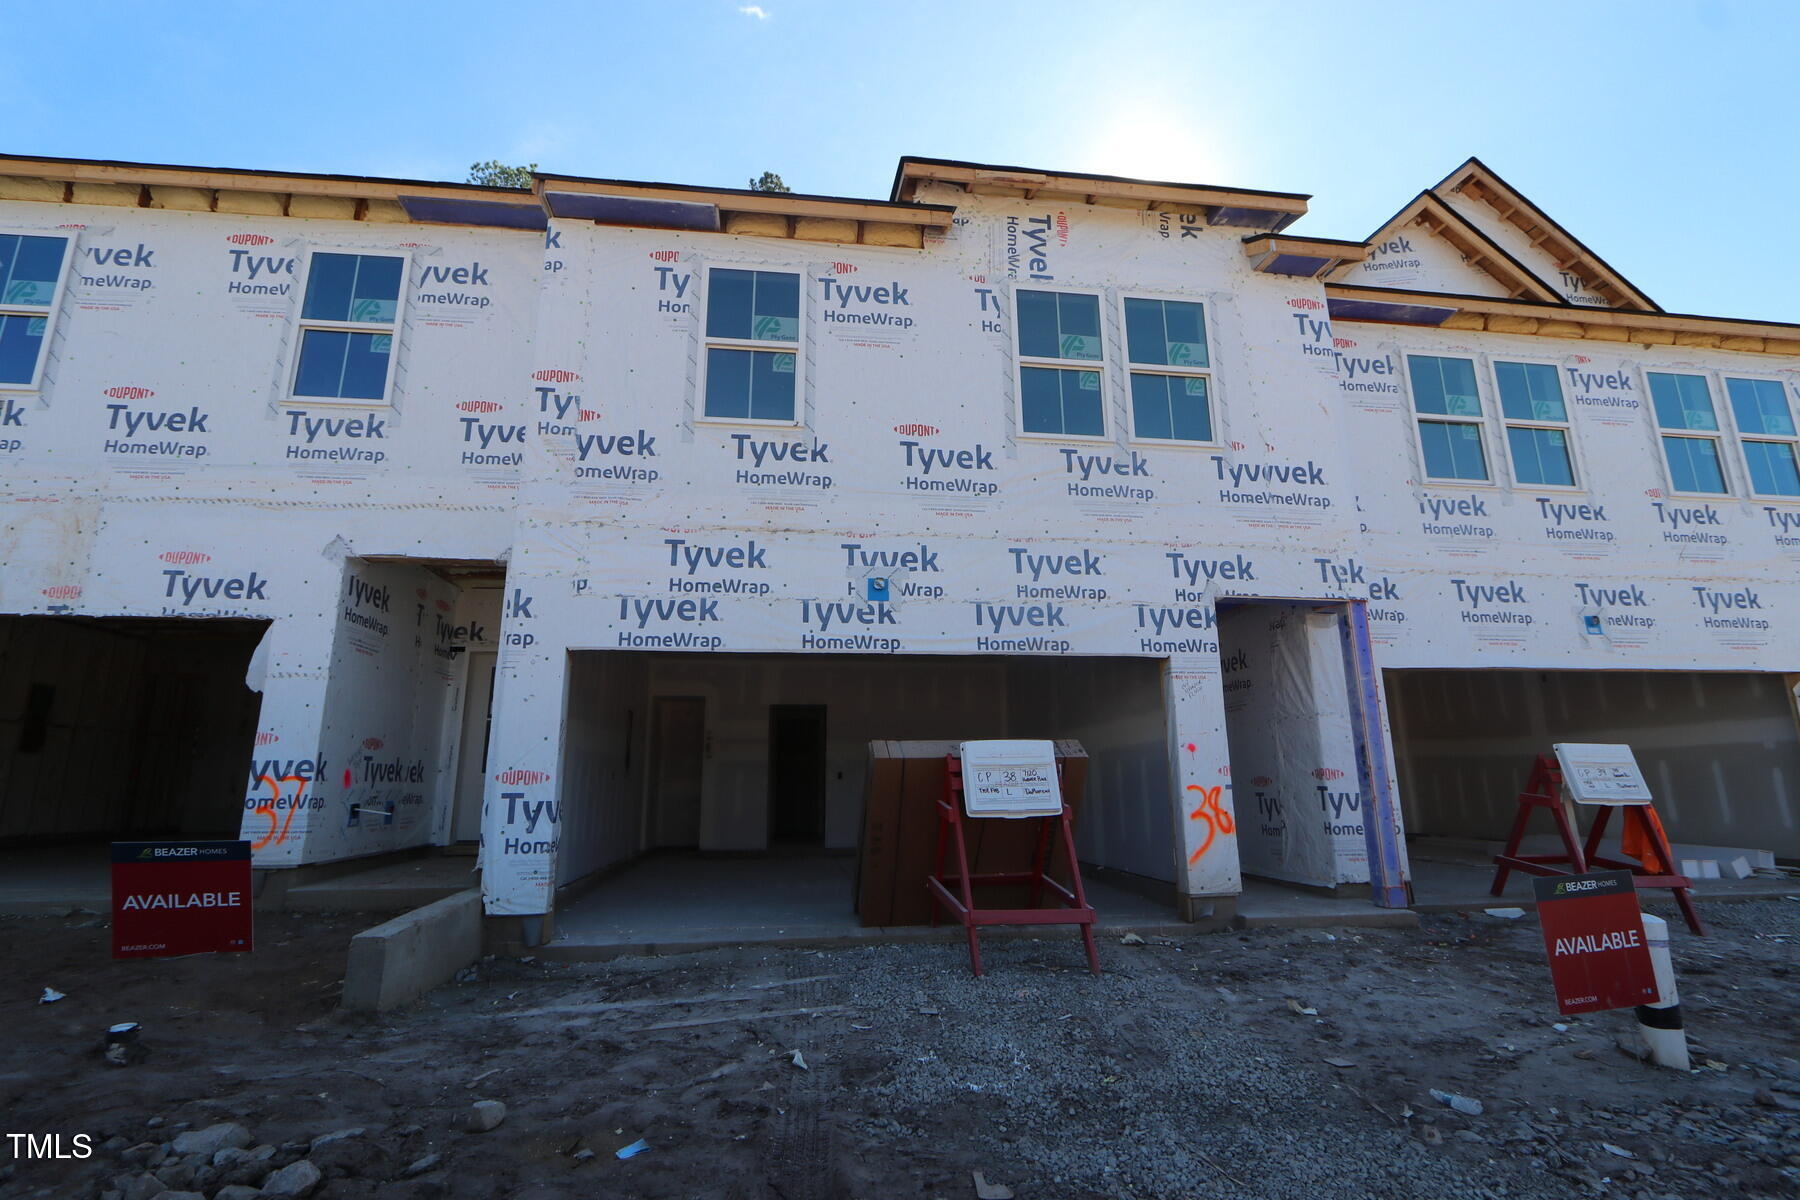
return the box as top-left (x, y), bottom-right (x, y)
top-left (866, 576), bottom-right (890, 602)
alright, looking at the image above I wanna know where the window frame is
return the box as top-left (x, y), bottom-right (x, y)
top-left (1116, 290), bottom-right (1221, 448)
top-left (0, 227), bottom-right (76, 393)
top-left (1721, 371), bottom-right (1800, 502)
top-left (1643, 367), bottom-right (1732, 498)
top-left (288, 246), bottom-right (412, 408)
top-left (1486, 355), bottom-right (1581, 491)
top-left (1402, 351), bottom-right (1497, 486)
top-left (1012, 282), bottom-right (1111, 443)
top-left (693, 262), bottom-right (806, 429)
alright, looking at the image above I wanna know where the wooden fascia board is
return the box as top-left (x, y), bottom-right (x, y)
top-left (895, 160), bottom-right (1309, 219)
top-left (0, 156), bottom-right (536, 209)
top-left (1376, 192), bottom-right (1562, 303)
top-left (1241, 235), bottom-right (1369, 265)
top-left (1325, 283), bottom-right (1800, 345)
top-left (535, 176), bottom-right (953, 228)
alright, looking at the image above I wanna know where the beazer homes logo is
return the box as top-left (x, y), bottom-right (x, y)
top-left (104, 386), bottom-right (154, 401)
top-left (224, 233), bottom-right (273, 246)
top-left (159, 550), bottom-right (211, 565)
top-left (495, 769), bottom-right (550, 786)
top-left (532, 369), bottom-right (581, 383)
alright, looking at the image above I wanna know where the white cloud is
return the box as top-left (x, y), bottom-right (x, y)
top-left (739, 5), bottom-right (769, 18)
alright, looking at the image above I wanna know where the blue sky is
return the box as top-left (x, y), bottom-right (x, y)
top-left (9, 1), bottom-right (1796, 320)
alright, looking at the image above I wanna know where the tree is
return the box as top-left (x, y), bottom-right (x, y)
top-left (748, 171), bottom-right (791, 193)
top-left (467, 160), bottom-right (536, 189)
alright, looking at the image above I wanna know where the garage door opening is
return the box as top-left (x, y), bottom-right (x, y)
top-left (0, 616), bottom-right (268, 904)
top-left (1388, 668), bottom-right (1800, 907)
top-left (550, 651), bottom-right (1181, 947)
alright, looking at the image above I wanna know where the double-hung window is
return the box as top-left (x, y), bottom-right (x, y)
top-left (1406, 354), bottom-right (1488, 481)
top-left (703, 268), bottom-right (800, 423)
top-left (1648, 371), bottom-right (1727, 494)
top-left (0, 233), bottom-right (71, 388)
top-left (1124, 296), bottom-right (1213, 442)
top-left (1016, 288), bottom-right (1105, 437)
top-left (294, 252), bottom-right (406, 402)
top-left (1726, 376), bottom-right (1800, 498)
top-left (1493, 360), bottom-right (1575, 486)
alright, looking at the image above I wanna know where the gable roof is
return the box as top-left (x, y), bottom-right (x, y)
top-left (1329, 190), bottom-right (1563, 303)
top-left (1434, 156), bottom-right (1659, 312)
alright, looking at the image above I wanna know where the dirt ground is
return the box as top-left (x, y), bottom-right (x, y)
top-left (2, 898), bottom-right (1798, 1200)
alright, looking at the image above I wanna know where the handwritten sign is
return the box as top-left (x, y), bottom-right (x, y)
top-left (959, 740), bottom-right (1061, 818)
top-left (1553, 743), bottom-right (1652, 806)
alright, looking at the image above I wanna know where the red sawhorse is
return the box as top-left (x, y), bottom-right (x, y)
top-left (1490, 754), bottom-right (1705, 935)
top-left (928, 754), bottom-right (1100, 977)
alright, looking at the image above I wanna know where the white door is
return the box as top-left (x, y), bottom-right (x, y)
top-left (451, 651), bottom-right (497, 843)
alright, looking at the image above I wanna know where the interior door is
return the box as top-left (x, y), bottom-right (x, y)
top-left (768, 704), bottom-right (827, 844)
top-left (651, 696), bottom-right (706, 847)
top-left (451, 651), bottom-right (497, 843)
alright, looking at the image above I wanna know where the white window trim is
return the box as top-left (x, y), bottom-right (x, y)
top-left (1117, 290), bottom-right (1222, 449)
top-left (0, 227), bottom-right (76, 393)
top-left (1012, 282), bottom-right (1110, 444)
top-left (1402, 351), bottom-right (1500, 488)
top-left (287, 246), bottom-right (411, 408)
top-left (1486, 355), bottom-right (1582, 492)
top-left (693, 263), bottom-right (805, 430)
top-left (1721, 371), bottom-right (1800, 503)
top-left (1642, 367), bottom-right (1733, 499)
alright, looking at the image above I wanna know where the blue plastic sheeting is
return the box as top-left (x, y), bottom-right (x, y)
top-left (1262, 253), bottom-right (1332, 277)
top-left (1326, 297), bottom-right (1454, 326)
top-left (399, 196), bottom-right (547, 231)
top-left (543, 191), bottom-right (720, 231)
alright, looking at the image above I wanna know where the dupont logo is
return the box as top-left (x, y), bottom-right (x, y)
top-left (362, 737), bottom-right (384, 750)
top-left (648, 250), bottom-right (680, 263)
top-left (415, 588), bottom-right (428, 600)
top-left (254, 731), bottom-right (279, 746)
top-left (159, 550), bottom-right (211, 565)
top-left (1287, 297), bottom-right (1325, 311)
top-left (1252, 775), bottom-right (1273, 787)
top-left (40, 584), bottom-right (81, 600)
top-left (1312, 767), bottom-right (1346, 781)
top-left (1332, 337), bottom-right (1356, 350)
top-left (832, 261), bottom-right (857, 274)
top-left (435, 598), bottom-right (452, 613)
top-left (225, 233), bottom-right (273, 246)
top-left (495, 769), bottom-right (550, 786)
top-left (103, 385), bottom-right (154, 400)
top-left (57, 223), bottom-right (88, 230)
top-left (894, 423), bottom-right (938, 437)
top-left (532, 369), bottom-right (581, 383)
top-left (1573, 355), bottom-right (1592, 364)
top-left (457, 400), bottom-right (503, 414)
top-left (578, 408), bottom-right (602, 421)
top-left (968, 274), bottom-right (988, 284)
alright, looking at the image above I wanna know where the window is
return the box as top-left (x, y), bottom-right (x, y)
top-left (1726, 376), bottom-right (1800, 498)
top-left (293, 252), bottom-right (405, 402)
top-left (702, 268), bottom-right (799, 422)
top-left (1016, 288), bottom-right (1104, 437)
top-left (1648, 371), bottom-right (1727, 494)
top-left (1407, 354), bottom-right (1488, 481)
top-left (1124, 296), bottom-right (1213, 442)
top-left (1494, 360), bottom-right (1575, 487)
top-left (0, 232), bottom-right (71, 388)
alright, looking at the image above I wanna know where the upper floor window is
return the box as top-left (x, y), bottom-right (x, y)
top-left (1406, 354), bottom-right (1488, 481)
top-left (0, 233), bottom-right (71, 389)
top-left (293, 252), bottom-right (405, 402)
top-left (1124, 297), bottom-right (1213, 442)
top-left (702, 268), bottom-right (799, 423)
top-left (1726, 376), bottom-right (1800, 498)
top-left (1648, 371), bottom-right (1727, 494)
top-left (1493, 361), bottom-right (1574, 487)
top-left (1016, 288), bottom-right (1104, 437)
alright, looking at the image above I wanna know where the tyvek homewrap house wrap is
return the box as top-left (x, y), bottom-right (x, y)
top-left (1, 153), bottom-right (1798, 928)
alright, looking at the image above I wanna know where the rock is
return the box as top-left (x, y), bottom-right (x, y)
top-left (120, 1142), bottom-right (158, 1165)
top-left (103, 1135), bottom-right (131, 1154)
top-left (152, 1159), bottom-right (197, 1188)
top-left (114, 1173), bottom-right (163, 1200)
top-left (402, 1153), bottom-right (441, 1176)
top-left (310, 1126), bottom-right (366, 1150)
top-left (212, 1147), bottom-right (246, 1168)
top-left (153, 1192), bottom-right (204, 1200)
top-left (467, 1100), bottom-right (507, 1132)
top-left (261, 1159), bottom-right (324, 1198)
top-left (215, 1188), bottom-right (262, 1200)
top-left (170, 1123), bottom-right (251, 1158)
top-left (145, 1118), bottom-right (164, 1129)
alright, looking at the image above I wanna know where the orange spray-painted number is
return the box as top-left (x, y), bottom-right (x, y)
top-left (251, 774), bottom-right (310, 850)
top-left (1186, 784), bottom-right (1235, 865)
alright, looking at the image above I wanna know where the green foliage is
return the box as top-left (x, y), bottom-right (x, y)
top-left (467, 160), bottom-right (537, 189)
top-left (748, 171), bottom-right (791, 193)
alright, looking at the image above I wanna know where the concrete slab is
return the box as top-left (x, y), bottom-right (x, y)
top-left (0, 845), bottom-right (110, 915)
top-left (342, 888), bottom-right (483, 1011)
top-left (1235, 878), bottom-right (1419, 930)
top-left (284, 855), bottom-right (479, 913)
top-left (537, 852), bottom-right (1189, 961)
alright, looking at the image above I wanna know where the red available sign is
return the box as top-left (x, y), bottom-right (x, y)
top-left (1532, 870), bottom-right (1657, 1015)
top-left (111, 841), bottom-right (254, 959)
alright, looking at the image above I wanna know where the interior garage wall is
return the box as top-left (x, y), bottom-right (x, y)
top-left (557, 651), bottom-right (648, 884)
top-left (1005, 656), bottom-right (1174, 884)
top-left (1388, 669), bottom-right (1800, 859)
top-left (0, 616), bottom-right (264, 841)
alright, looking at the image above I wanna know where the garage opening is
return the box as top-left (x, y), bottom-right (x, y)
top-left (551, 651), bottom-right (1180, 946)
top-left (1388, 668), bottom-right (1800, 905)
top-left (0, 616), bottom-right (268, 903)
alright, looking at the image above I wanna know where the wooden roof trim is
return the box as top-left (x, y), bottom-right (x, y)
top-left (1437, 158), bottom-right (1659, 313)
top-left (0, 154), bottom-right (535, 207)
top-left (892, 157), bottom-right (1310, 218)
top-left (1325, 283), bottom-right (1800, 354)
top-left (1339, 191), bottom-right (1563, 303)
top-left (535, 175), bottom-right (954, 228)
